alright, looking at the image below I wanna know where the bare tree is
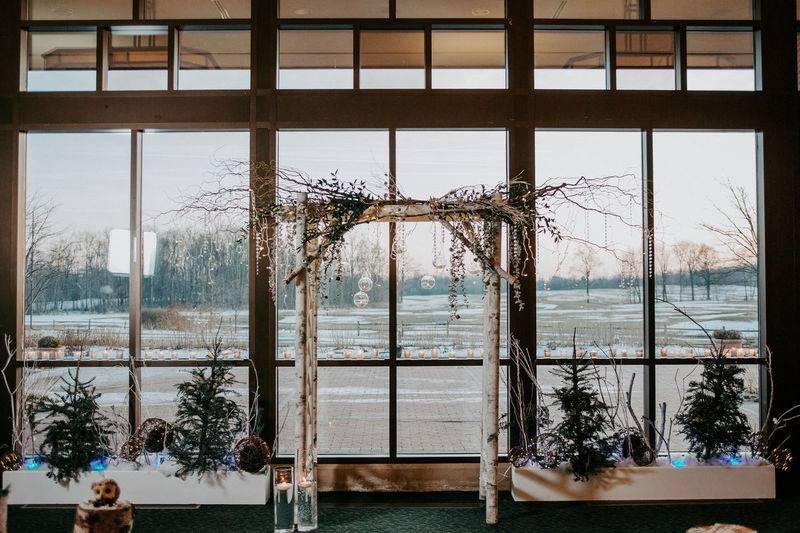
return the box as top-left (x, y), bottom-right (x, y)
top-left (616, 247), bottom-right (641, 304)
top-left (701, 182), bottom-right (758, 276)
top-left (573, 245), bottom-right (599, 303)
top-left (657, 240), bottom-right (671, 301)
top-left (25, 194), bottom-right (61, 323)
top-left (694, 244), bottom-right (719, 301)
top-left (672, 241), bottom-right (700, 301)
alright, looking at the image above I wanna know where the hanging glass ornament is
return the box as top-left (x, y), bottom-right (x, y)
top-left (353, 291), bottom-right (370, 308)
top-left (358, 276), bottom-right (373, 293)
top-left (420, 275), bottom-right (436, 290)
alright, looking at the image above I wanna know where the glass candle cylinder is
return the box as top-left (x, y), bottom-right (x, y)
top-left (296, 477), bottom-right (318, 532)
top-left (273, 467), bottom-right (294, 533)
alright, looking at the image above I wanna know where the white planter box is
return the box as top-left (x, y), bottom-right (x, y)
top-left (512, 462), bottom-right (775, 502)
top-left (5, 468), bottom-right (270, 506)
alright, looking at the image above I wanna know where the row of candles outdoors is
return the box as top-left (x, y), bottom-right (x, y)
top-left (24, 348), bottom-right (247, 361)
top-left (273, 466), bottom-right (317, 533)
top-left (541, 347), bottom-right (760, 359)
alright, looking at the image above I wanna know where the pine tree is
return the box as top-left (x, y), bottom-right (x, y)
top-left (551, 333), bottom-right (616, 481)
top-left (169, 337), bottom-right (245, 477)
top-left (675, 355), bottom-right (751, 461)
top-left (36, 368), bottom-right (114, 483)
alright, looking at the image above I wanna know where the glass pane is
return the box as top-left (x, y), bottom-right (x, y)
top-left (360, 31), bottom-right (425, 89)
top-left (279, 30), bottom-right (353, 89)
top-left (276, 130), bottom-right (390, 361)
top-left (398, 366), bottom-right (507, 454)
top-left (534, 0), bottom-right (640, 19)
top-left (534, 30), bottom-right (606, 90)
top-left (432, 30), bottom-right (506, 89)
top-left (687, 31), bottom-right (755, 91)
top-left (143, 0), bottom-right (250, 19)
top-left (653, 132), bottom-right (759, 358)
top-left (27, 31), bottom-right (96, 92)
top-left (141, 366), bottom-right (248, 423)
top-left (278, 367), bottom-right (389, 456)
top-left (179, 30), bottom-right (250, 90)
top-left (280, 0), bottom-right (389, 18)
top-left (535, 131), bottom-right (644, 359)
top-left (24, 133), bottom-right (131, 361)
top-left (616, 31), bottom-right (676, 90)
top-left (142, 131), bottom-right (250, 360)
top-left (657, 365), bottom-right (759, 452)
top-left (651, 0), bottom-right (753, 20)
top-left (398, 0), bottom-right (504, 18)
top-left (26, 0), bottom-right (131, 20)
top-left (108, 29), bottom-right (168, 90)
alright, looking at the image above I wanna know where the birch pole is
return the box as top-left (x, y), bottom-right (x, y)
top-left (482, 214), bottom-right (502, 525)
top-left (294, 192), bottom-right (311, 489)
top-left (308, 238), bottom-right (320, 478)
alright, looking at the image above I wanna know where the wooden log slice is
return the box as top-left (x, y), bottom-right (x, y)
top-left (73, 501), bottom-right (134, 533)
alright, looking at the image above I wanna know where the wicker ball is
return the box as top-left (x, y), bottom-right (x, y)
top-left (770, 447), bottom-right (793, 472)
top-left (507, 445), bottom-right (531, 468)
top-left (749, 431), bottom-right (769, 459)
top-left (0, 449), bottom-right (20, 472)
top-left (233, 436), bottom-right (271, 473)
top-left (140, 418), bottom-right (174, 453)
top-left (533, 432), bottom-right (563, 469)
top-left (118, 433), bottom-right (144, 462)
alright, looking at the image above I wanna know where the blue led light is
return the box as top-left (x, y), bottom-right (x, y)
top-left (89, 457), bottom-right (109, 471)
top-left (24, 456), bottom-right (42, 470)
top-left (726, 456), bottom-right (743, 466)
top-left (671, 458), bottom-right (686, 469)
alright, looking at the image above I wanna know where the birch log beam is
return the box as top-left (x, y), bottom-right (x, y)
top-left (308, 246), bottom-right (319, 478)
top-left (482, 216), bottom-right (502, 525)
top-left (294, 192), bottom-right (310, 493)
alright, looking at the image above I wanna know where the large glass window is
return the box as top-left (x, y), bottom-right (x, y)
top-left (653, 132), bottom-right (759, 358)
top-left (686, 31), bottom-right (756, 91)
top-left (533, 29), bottom-right (606, 90)
top-left (651, 1), bottom-right (753, 20)
top-left (535, 130), bottom-right (643, 359)
top-left (397, 0), bottom-right (504, 18)
top-left (616, 31), bottom-right (676, 91)
top-left (432, 30), bottom-right (506, 89)
top-left (25, 0), bottom-right (131, 20)
top-left (278, 29), bottom-right (354, 89)
top-left (534, 0), bottom-right (640, 19)
top-left (108, 28), bottom-right (169, 91)
top-left (142, 0), bottom-right (250, 19)
top-left (25, 132), bottom-right (131, 360)
top-left (360, 31), bottom-right (425, 89)
top-left (27, 30), bottom-right (97, 92)
top-left (280, 0), bottom-right (389, 18)
top-left (178, 29), bottom-right (250, 90)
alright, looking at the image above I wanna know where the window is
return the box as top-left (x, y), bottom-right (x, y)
top-left (108, 28), bottom-right (168, 91)
top-left (178, 30), bottom-right (250, 90)
top-left (686, 31), bottom-right (756, 91)
top-left (534, 0), bottom-right (640, 19)
top-left (651, 0), bottom-right (753, 20)
top-left (25, 0), bottom-right (131, 20)
top-left (535, 130), bottom-right (643, 359)
top-left (24, 132), bottom-right (131, 360)
top-left (360, 31), bottom-right (425, 89)
top-left (533, 29), bottom-right (606, 90)
top-left (142, 0), bottom-right (250, 19)
top-left (280, 0), bottom-right (389, 18)
top-left (616, 31), bottom-right (676, 90)
top-left (26, 30), bottom-right (96, 92)
top-left (397, 0), bottom-right (504, 18)
top-left (432, 30), bottom-right (506, 89)
top-left (141, 131), bottom-right (250, 361)
top-left (279, 29), bottom-right (354, 89)
top-left (653, 131), bottom-right (759, 357)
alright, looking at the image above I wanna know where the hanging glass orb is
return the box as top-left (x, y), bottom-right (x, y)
top-left (420, 275), bottom-right (436, 290)
top-left (358, 276), bottom-right (373, 292)
top-left (432, 257), bottom-right (446, 270)
top-left (353, 291), bottom-right (370, 309)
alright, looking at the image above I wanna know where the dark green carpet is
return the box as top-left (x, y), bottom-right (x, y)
top-left (9, 493), bottom-right (798, 532)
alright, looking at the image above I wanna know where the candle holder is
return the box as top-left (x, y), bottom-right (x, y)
top-left (296, 477), bottom-right (318, 532)
top-left (273, 467), bottom-right (294, 533)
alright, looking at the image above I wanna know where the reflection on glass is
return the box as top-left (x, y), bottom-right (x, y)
top-left (616, 31), bottom-right (676, 90)
top-left (432, 30), bottom-right (506, 89)
top-left (25, 133), bottom-right (131, 360)
top-left (360, 31), bottom-right (425, 89)
top-left (687, 31), bottom-right (755, 91)
top-left (651, 0), bottom-right (753, 20)
top-left (653, 132), bottom-right (759, 358)
top-left (278, 367), bottom-right (389, 455)
top-left (26, 0), bottom-right (131, 20)
top-left (142, 0), bottom-right (250, 19)
top-left (108, 29), bottom-right (168, 91)
top-left (533, 30), bottom-right (606, 90)
top-left (280, 0), bottom-right (389, 18)
top-left (279, 30), bottom-right (353, 89)
top-left (535, 131), bottom-right (643, 358)
top-left (397, 0), bottom-right (504, 18)
top-left (534, 0), bottom-right (640, 19)
top-left (142, 132), bottom-right (250, 359)
top-left (657, 365), bottom-right (759, 452)
top-left (27, 31), bottom-right (96, 92)
top-left (398, 367), bottom-right (508, 454)
top-left (179, 30), bottom-right (250, 90)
